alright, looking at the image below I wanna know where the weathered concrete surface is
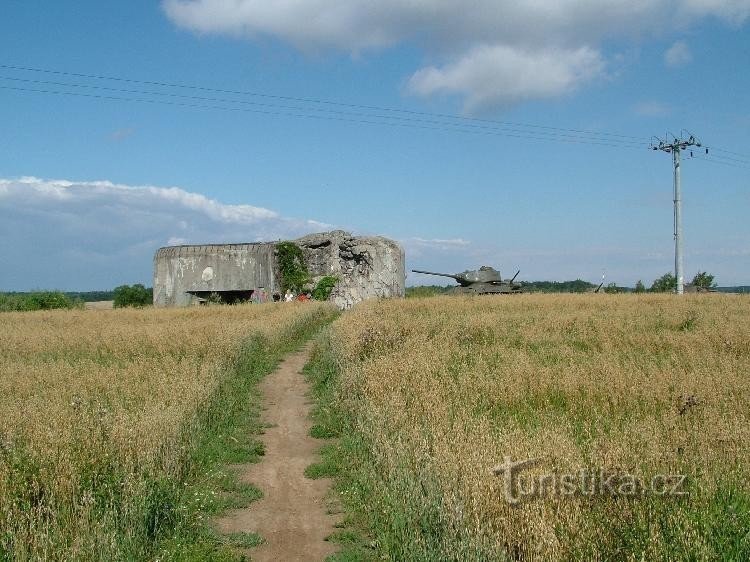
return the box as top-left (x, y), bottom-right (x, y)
top-left (153, 231), bottom-right (405, 308)
top-left (296, 230), bottom-right (405, 309)
top-left (153, 243), bottom-right (278, 306)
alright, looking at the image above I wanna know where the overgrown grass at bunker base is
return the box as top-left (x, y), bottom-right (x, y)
top-left (308, 294), bottom-right (750, 561)
top-left (0, 302), bottom-right (337, 561)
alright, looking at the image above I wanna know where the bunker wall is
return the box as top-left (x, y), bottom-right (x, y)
top-left (153, 243), bottom-right (278, 306)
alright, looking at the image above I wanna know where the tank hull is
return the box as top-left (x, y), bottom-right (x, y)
top-left (452, 283), bottom-right (522, 295)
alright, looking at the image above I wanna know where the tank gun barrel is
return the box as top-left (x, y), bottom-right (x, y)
top-left (412, 269), bottom-right (460, 280)
top-left (510, 270), bottom-right (520, 283)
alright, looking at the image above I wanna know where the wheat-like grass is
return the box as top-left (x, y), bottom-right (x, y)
top-left (0, 302), bottom-right (331, 560)
top-left (328, 294), bottom-right (750, 560)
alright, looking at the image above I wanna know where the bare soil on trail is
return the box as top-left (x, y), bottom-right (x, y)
top-left (215, 346), bottom-right (339, 561)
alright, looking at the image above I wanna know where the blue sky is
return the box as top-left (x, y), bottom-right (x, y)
top-left (1, 1), bottom-right (748, 290)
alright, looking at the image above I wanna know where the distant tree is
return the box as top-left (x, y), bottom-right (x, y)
top-left (650, 272), bottom-right (677, 293)
top-left (634, 280), bottom-right (646, 293)
top-left (604, 282), bottom-right (620, 294)
top-left (691, 271), bottom-right (716, 290)
top-left (0, 291), bottom-right (79, 312)
top-left (113, 284), bottom-right (152, 308)
top-left (522, 279), bottom-right (596, 293)
top-left (405, 285), bottom-right (453, 298)
top-left (65, 290), bottom-right (115, 302)
top-left (26, 291), bottom-right (80, 310)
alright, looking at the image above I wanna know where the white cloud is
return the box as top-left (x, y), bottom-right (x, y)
top-left (162, 1), bottom-right (750, 52)
top-left (412, 237), bottom-right (471, 248)
top-left (408, 45), bottom-right (604, 112)
top-left (2, 176), bottom-right (746, 290)
top-left (163, 0), bottom-right (750, 110)
top-left (404, 237), bottom-right (471, 255)
top-left (0, 176), bottom-right (329, 290)
top-left (109, 127), bottom-right (135, 142)
top-left (681, 0), bottom-right (750, 23)
top-left (400, 237), bottom-right (480, 278)
top-left (633, 100), bottom-right (671, 117)
top-left (664, 40), bottom-right (693, 66)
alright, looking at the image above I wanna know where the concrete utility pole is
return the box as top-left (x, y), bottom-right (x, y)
top-left (651, 132), bottom-right (702, 294)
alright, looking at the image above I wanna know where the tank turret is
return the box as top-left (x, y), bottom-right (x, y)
top-left (412, 266), bottom-right (522, 294)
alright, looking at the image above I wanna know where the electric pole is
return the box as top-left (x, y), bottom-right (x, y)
top-left (651, 132), bottom-right (702, 294)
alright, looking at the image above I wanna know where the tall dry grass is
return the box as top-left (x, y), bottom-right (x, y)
top-left (0, 302), bottom-right (333, 560)
top-left (324, 294), bottom-right (750, 560)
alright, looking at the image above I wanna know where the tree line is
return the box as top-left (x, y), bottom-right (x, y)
top-left (0, 284), bottom-right (153, 312)
top-left (406, 271), bottom-right (721, 296)
top-left (634, 271), bottom-right (716, 293)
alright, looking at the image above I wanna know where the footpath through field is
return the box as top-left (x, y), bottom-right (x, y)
top-left (215, 346), bottom-right (339, 561)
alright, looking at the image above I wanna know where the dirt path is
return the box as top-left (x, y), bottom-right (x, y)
top-left (215, 346), bottom-right (339, 561)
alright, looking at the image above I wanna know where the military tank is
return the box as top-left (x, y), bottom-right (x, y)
top-left (411, 266), bottom-right (523, 295)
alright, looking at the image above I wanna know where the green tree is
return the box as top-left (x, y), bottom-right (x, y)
top-left (113, 284), bottom-right (152, 308)
top-left (650, 272), bottom-right (677, 293)
top-left (691, 271), bottom-right (716, 289)
top-left (604, 282), bottom-right (620, 294)
top-left (0, 291), bottom-right (79, 312)
top-left (520, 279), bottom-right (596, 293)
top-left (634, 280), bottom-right (646, 293)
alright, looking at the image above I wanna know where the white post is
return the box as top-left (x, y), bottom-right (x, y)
top-left (673, 147), bottom-right (684, 294)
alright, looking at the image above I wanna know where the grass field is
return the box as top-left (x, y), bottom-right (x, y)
top-left (0, 302), bottom-right (336, 561)
top-left (308, 294), bottom-right (750, 561)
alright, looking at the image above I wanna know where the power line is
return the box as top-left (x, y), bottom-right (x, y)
top-left (0, 62), bottom-right (647, 143)
top-left (704, 145), bottom-right (750, 161)
top-left (690, 154), bottom-right (750, 170)
top-left (0, 75), bottom-right (648, 148)
top-left (698, 151), bottom-right (750, 166)
top-left (1, 62), bottom-right (748, 163)
top-left (0, 83), bottom-right (650, 150)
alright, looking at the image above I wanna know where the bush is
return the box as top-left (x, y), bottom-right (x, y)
top-left (312, 276), bottom-right (339, 301)
top-left (603, 282), bottom-right (620, 294)
top-left (406, 285), bottom-right (453, 298)
top-left (205, 292), bottom-right (224, 305)
top-left (276, 242), bottom-right (310, 293)
top-left (692, 271), bottom-right (717, 289)
top-left (0, 291), bottom-right (80, 312)
top-left (650, 272), bottom-right (677, 293)
top-left (113, 284), bottom-right (153, 308)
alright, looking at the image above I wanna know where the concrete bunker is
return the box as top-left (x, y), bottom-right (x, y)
top-left (153, 230), bottom-right (405, 309)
